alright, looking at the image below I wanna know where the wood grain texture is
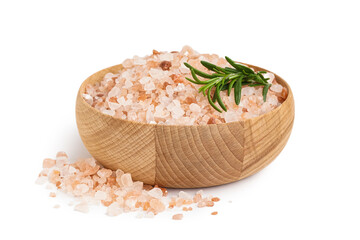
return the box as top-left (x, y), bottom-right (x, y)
top-left (76, 63), bottom-right (295, 188)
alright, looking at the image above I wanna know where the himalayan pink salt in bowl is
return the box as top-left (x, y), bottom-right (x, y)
top-left (76, 47), bottom-right (294, 188)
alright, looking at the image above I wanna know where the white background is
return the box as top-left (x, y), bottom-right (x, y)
top-left (1, 0), bottom-right (359, 239)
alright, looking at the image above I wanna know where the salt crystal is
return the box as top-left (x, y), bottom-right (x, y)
top-left (82, 94), bottom-right (93, 105)
top-left (133, 56), bottom-right (146, 65)
top-left (116, 169), bottom-right (124, 178)
top-left (74, 202), bottom-right (89, 213)
top-left (145, 211), bottom-right (155, 218)
top-left (267, 95), bottom-right (279, 106)
top-left (174, 83), bottom-right (185, 92)
top-left (124, 79), bottom-right (133, 89)
top-left (242, 87), bottom-right (255, 96)
top-left (120, 173), bottom-right (133, 187)
top-left (149, 68), bottom-right (165, 79)
top-left (35, 176), bottom-right (47, 185)
top-left (224, 112), bottom-right (239, 123)
top-left (165, 85), bottom-right (174, 96)
top-left (159, 52), bottom-right (174, 61)
top-left (146, 106), bottom-right (154, 122)
top-left (43, 158), bottom-right (56, 169)
top-left (172, 213), bottom-right (183, 220)
top-left (147, 188), bottom-right (163, 199)
top-left (108, 87), bottom-right (121, 98)
top-left (189, 103), bottom-right (201, 113)
top-left (263, 72), bottom-right (275, 84)
top-left (149, 199), bottom-right (165, 212)
top-left (121, 70), bottom-right (132, 81)
top-left (270, 83), bottom-right (283, 93)
top-left (102, 109), bottom-right (115, 116)
top-left (178, 191), bottom-right (192, 200)
top-left (107, 202), bottom-right (122, 216)
top-left (125, 197), bottom-right (137, 209)
top-left (108, 101), bottom-right (121, 111)
top-left (139, 76), bottom-right (151, 84)
top-left (75, 184), bottom-right (89, 194)
top-left (97, 169), bottom-right (112, 178)
top-left (122, 59), bottom-right (133, 68)
top-left (144, 82), bottom-right (155, 91)
top-left (95, 191), bottom-right (108, 201)
top-left (133, 181), bottom-right (143, 191)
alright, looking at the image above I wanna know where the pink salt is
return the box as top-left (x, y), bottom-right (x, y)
top-left (84, 46), bottom-right (285, 125)
top-left (37, 152), bottom-right (220, 219)
top-left (172, 214), bottom-right (183, 220)
top-left (43, 158), bottom-right (56, 168)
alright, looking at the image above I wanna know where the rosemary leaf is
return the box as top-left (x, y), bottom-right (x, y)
top-left (263, 84), bottom-right (271, 102)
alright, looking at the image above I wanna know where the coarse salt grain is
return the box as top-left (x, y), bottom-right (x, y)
top-left (172, 214), bottom-right (183, 220)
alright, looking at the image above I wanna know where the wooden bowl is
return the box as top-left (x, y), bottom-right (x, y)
top-left (76, 63), bottom-right (294, 188)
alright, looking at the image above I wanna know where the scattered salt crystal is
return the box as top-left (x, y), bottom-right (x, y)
top-left (74, 202), bottom-right (89, 213)
top-left (35, 176), bottom-right (47, 185)
top-left (75, 184), bottom-right (89, 194)
top-left (179, 191), bottom-right (192, 200)
top-left (95, 191), bottom-right (108, 201)
top-left (125, 197), bottom-right (137, 209)
top-left (56, 151), bottom-right (68, 161)
top-left (116, 169), bottom-right (124, 177)
top-left (148, 188), bottom-right (163, 199)
top-left (97, 169), bottom-right (112, 178)
top-left (38, 151), bottom-right (222, 218)
top-left (107, 202), bottom-right (122, 216)
top-left (120, 173), bottom-right (133, 187)
top-left (172, 214), bottom-right (183, 220)
top-left (43, 158), bottom-right (55, 168)
top-left (145, 211), bottom-right (155, 218)
top-left (150, 199), bottom-right (166, 212)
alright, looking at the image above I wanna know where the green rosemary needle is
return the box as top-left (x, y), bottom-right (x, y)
top-left (184, 57), bottom-right (272, 113)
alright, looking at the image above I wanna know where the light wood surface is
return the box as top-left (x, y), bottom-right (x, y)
top-left (76, 63), bottom-right (295, 188)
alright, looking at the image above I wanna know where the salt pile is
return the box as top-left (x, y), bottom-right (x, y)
top-left (83, 46), bottom-right (287, 125)
top-left (36, 152), bottom-right (220, 219)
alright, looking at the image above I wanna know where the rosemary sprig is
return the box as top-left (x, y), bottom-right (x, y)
top-left (184, 57), bottom-right (272, 112)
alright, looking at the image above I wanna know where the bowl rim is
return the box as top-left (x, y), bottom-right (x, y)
top-left (77, 63), bottom-right (293, 128)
